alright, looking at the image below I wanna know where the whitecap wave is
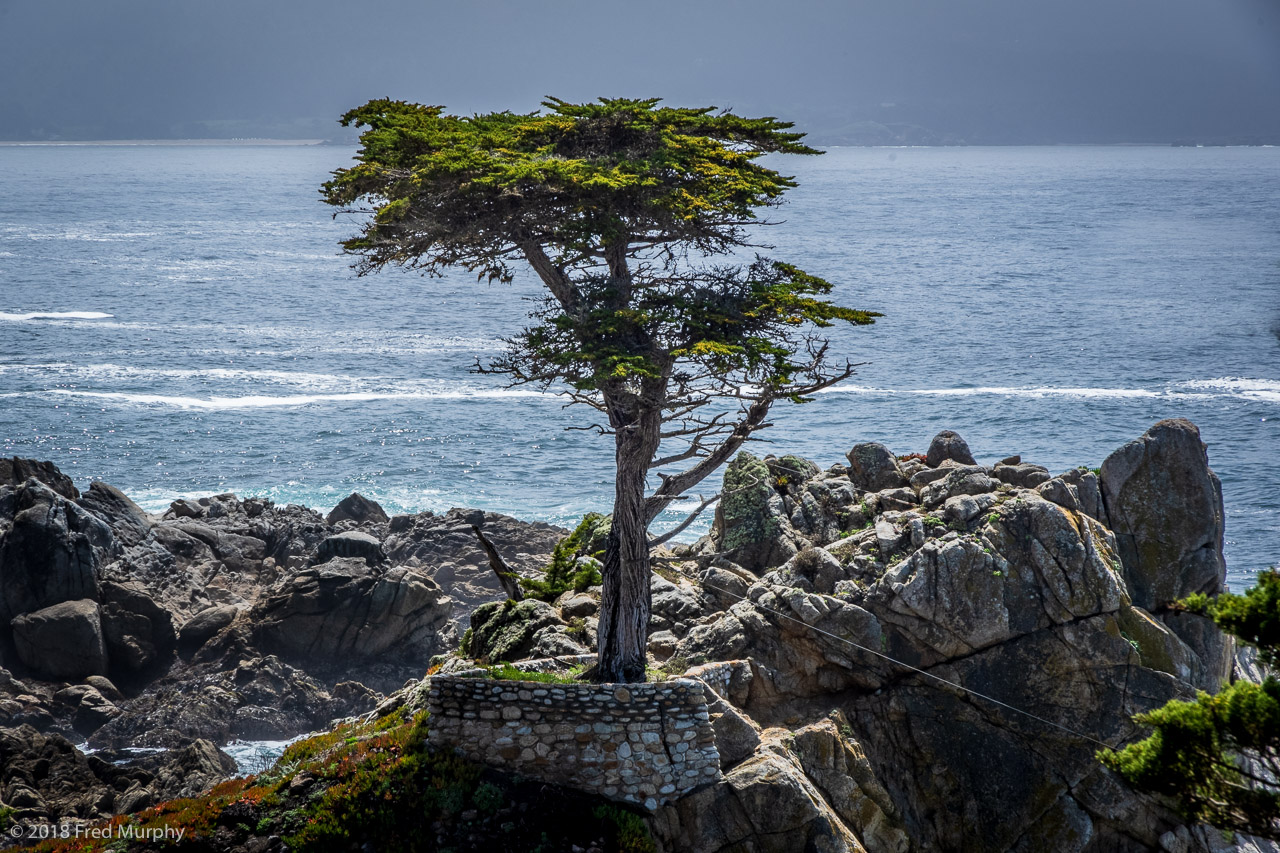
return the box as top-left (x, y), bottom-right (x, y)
top-left (1176, 378), bottom-right (1280, 403)
top-left (223, 737), bottom-right (303, 774)
top-left (0, 362), bottom-right (373, 387)
top-left (128, 489), bottom-right (229, 514)
top-left (817, 381), bottom-right (1280, 403)
top-left (0, 311), bottom-right (114, 321)
top-left (819, 384), bottom-right (1179, 400)
top-left (23, 387), bottom-right (546, 410)
top-left (0, 364), bottom-right (550, 401)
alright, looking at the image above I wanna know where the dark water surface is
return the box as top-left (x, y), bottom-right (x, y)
top-left (1, 144), bottom-right (1277, 588)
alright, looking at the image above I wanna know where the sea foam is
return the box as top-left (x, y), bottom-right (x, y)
top-left (819, 382), bottom-right (1280, 404)
top-left (30, 387), bottom-right (545, 410)
top-left (0, 311), bottom-right (114, 321)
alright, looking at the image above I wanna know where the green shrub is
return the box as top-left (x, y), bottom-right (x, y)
top-left (593, 804), bottom-right (657, 853)
top-left (1102, 569), bottom-right (1280, 839)
top-left (520, 514), bottom-right (604, 602)
top-left (473, 782), bottom-right (506, 814)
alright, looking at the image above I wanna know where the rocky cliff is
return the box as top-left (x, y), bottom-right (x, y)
top-left (0, 419), bottom-right (1268, 852)
top-left (640, 418), bottom-right (1255, 853)
top-left (434, 419), bottom-right (1259, 852)
top-left (0, 467), bottom-right (563, 828)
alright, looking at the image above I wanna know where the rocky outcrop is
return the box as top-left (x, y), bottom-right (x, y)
top-left (651, 718), bottom-right (910, 853)
top-left (77, 480), bottom-right (153, 547)
top-left (926, 429), bottom-right (976, 467)
top-left (53, 683), bottom-right (121, 735)
top-left (12, 600), bottom-right (109, 681)
top-left (465, 598), bottom-right (582, 662)
top-left (0, 724), bottom-right (234, 824)
top-left (88, 649), bottom-right (370, 749)
top-left (314, 530), bottom-right (386, 566)
top-left (712, 453), bottom-right (806, 573)
top-left (326, 491), bottom-right (389, 526)
top-left (0, 460), bottom-right (550, 751)
top-left (0, 457), bottom-right (78, 499)
top-left (383, 507), bottom-right (567, 612)
top-left (177, 604), bottom-right (241, 648)
top-left (99, 581), bottom-right (177, 674)
top-left (0, 479), bottom-right (109, 622)
top-left (253, 558), bottom-right (454, 663)
top-left (1100, 418), bottom-right (1226, 610)
top-left (0, 423), bottom-right (1251, 852)
top-left (668, 424), bottom-right (1242, 852)
top-left (846, 442), bottom-right (908, 493)
top-left (122, 736), bottom-right (239, 800)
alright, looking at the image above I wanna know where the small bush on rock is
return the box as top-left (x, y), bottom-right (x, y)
top-left (594, 804), bottom-right (657, 853)
top-left (520, 514), bottom-right (604, 602)
top-left (1103, 568), bottom-right (1280, 840)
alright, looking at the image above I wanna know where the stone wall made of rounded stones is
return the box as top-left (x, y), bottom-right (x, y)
top-left (427, 675), bottom-right (721, 811)
top-left (682, 660), bottom-right (752, 706)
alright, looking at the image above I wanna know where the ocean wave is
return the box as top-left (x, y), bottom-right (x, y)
top-left (1176, 377), bottom-right (1280, 403)
top-left (818, 381), bottom-right (1280, 403)
top-left (128, 484), bottom-right (467, 517)
top-left (821, 384), bottom-right (1180, 399)
top-left (20, 230), bottom-right (159, 242)
top-left (0, 363), bottom-right (511, 397)
top-left (0, 362), bottom-right (374, 387)
top-left (17, 387), bottom-right (546, 410)
top-left (0, 320), bottom-right (501, 352)
top-left (0, 311), bottom-right (114, 321)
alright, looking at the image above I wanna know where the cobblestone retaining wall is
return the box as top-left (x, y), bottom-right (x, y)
top-left (683, 660), bottom-right (753, 706)
top-left (427, 674), bottom-right (721, 811)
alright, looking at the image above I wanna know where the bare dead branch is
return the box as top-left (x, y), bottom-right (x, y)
top-left (648, 492), bottom-right (720, 549)
top-left (472, 525), bottom-right (523, 601)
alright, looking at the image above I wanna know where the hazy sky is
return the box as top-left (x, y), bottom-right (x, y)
top-left (1, 0), bottom-right (1277, 143)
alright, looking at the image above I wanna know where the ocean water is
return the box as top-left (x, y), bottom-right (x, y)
top-left (0, 144), bottom-right (1277, 590)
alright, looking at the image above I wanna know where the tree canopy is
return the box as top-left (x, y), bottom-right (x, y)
top-left (1102, 570), bottom-right (1280, 839)
top-left (322, 97), bottom-right (878, 681)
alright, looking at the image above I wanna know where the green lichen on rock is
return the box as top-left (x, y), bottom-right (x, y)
top-left (580, 511), bottom-right (613, 556)
top-left (717, 452), bottom-right (783, 553)
top-left (467, 598), bottom-right (563, 663)
top-left (768, 454), bottom-right (819, 493)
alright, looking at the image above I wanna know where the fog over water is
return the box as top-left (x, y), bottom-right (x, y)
top-left (1, 0), bottom-right (1278, 143)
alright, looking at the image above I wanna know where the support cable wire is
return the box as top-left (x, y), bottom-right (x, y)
top-left (662, 562), bottom-right (1117, 751)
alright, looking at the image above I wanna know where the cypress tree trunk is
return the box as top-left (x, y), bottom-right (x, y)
top-left (596, 394), bottom-right (661, 683)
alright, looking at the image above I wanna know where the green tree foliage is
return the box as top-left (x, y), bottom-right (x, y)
top-left (520, 513), bottom-right (604, 602)
top-left (1101, 569), bottom-right (1280, 839)
top-left (322, 97), bottom-right (878, 681)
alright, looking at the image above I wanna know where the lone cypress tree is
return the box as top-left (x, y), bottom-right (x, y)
top-left (322, 97), bottom-right (878, 682)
